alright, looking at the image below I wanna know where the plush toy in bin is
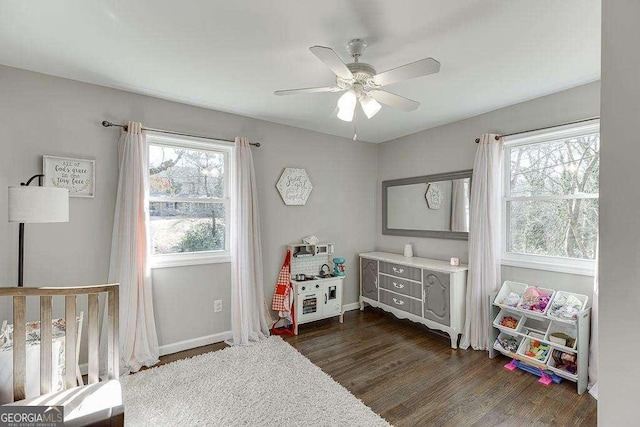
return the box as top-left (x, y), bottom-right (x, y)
top-left (551, 350), bottom-right (578, 375)
top-left (519, 287), bottom-right (553, 313)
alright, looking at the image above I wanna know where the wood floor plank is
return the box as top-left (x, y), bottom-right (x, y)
top-left (140, 307), bottom-right (596, 426)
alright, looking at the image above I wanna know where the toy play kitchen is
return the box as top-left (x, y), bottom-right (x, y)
top-left (287, 241), bottom-right (345, 335)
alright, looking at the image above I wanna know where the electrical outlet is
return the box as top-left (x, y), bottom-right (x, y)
top-left (214, 299), bottom-right (223, 313)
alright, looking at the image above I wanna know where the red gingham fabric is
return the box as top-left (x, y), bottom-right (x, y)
top-left (271, 250), bottom-right (292, 312)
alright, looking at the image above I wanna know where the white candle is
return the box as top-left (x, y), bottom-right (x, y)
top-left (404, 244), bottom-right (413, 257)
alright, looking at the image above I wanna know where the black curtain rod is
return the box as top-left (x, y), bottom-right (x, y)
top-left (475, 117), bottom-right (600, 143)
top-left (101, 121), bottom-right (261, 147)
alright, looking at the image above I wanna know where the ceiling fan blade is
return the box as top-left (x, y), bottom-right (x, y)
top-left (309, 46), bottom-right (354, 80)
top-left (274, 86), bottom-right (341, 96)
top-left (372, 58), bottom-right (440, 87)
top-left (369, 90), bottom-right (420, 112)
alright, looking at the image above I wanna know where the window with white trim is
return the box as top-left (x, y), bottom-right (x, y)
top-left (502, 120), bottom-right (599, 275)
top-left (147, 133), bottom-right (232, 267)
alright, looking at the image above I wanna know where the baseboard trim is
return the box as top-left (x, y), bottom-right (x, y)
top-left (159, 331), bottom-right (232, 356)
top-left (343, 302), bottom-right (361, 312)
top-left (78, 305), bottom-right (362, 373)
top-left (77, 331), bottom-right (232, 375)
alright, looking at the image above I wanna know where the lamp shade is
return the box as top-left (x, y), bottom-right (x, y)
top-left (8, 186), bottom-right (69, 223)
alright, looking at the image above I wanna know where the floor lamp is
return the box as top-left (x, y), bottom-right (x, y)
top-left (8, 174), bottom-right (69, 287)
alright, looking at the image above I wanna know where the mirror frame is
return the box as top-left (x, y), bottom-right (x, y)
top-left (382, 169), bottom-right (473, 240)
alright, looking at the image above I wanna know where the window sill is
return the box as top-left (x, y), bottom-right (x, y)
top-left (151, 253), bottom-right (231, 269)
top-left (501, 254), bottom-right (595, 277)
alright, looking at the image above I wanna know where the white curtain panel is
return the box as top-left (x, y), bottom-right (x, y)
top-left (107, 121), bottom-right (159, 372)
top-left (588, 242), bottom-right (599, 395)
top-left (460, 134), bottom-right (503, 350)
top-left (229, 137), bottom-right (270, 345)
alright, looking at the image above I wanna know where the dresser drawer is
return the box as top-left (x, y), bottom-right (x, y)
top-left (379, 261), bottom-right (421, 282)
top-left (379, 275), bottom-right (422, 299)
top-left (380, 289), bottom-right (422, 316)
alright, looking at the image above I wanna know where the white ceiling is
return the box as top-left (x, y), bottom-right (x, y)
top-left (0, 0), bottom-right (601, 143)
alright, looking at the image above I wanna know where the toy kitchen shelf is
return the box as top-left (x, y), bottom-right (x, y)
top-left (488, 282), bottom-right (591, 395)
top-left (288, 242), bottom-right (334, 258)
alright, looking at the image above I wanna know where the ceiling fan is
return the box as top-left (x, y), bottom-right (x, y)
top-left (275, 39), bottom-right (440, 122)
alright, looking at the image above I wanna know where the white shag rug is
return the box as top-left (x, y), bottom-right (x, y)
top-left (120, 336), bottom-right (390, 426)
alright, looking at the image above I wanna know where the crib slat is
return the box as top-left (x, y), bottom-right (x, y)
top-left (40, 296), bottom-right (53, 395)
top-left (65, 295), bottom-right (77, 389)
top-left (88, 293), bottom-right (99, 384)
top-left (13, 296), bottom-right (26, 401)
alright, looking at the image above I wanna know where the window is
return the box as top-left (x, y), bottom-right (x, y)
top-left (147, 133), bottom-right (232, 267)
top-left (502, 120), bottom-right (599, 275)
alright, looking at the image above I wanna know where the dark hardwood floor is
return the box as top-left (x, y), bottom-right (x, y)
top-left (151, 307), bottom-right (597, 426)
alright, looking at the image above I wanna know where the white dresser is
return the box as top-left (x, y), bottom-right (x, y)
top-left (359, 252), bottom-right (468, 348)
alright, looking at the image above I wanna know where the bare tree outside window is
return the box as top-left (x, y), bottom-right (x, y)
top-left (506, 132), bottom-right (599, 260)
top-left (148, 143), bottom-right (228, 255)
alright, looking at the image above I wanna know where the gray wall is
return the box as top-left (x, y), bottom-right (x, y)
top-left (599, 2), bottom-right (640, 424)
top-left (0, 65), bottom-right (377, 353)
top-left (376, 81), bottom-right (600, 298)
top-left (0, 65), bottom-right (602, 364)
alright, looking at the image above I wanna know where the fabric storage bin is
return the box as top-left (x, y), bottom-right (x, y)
top-left (492, 310), bottom-right (523, 334)
top-left (547, 291), bottom-right (588, 321)
top-left (547, 350), bottom-right (578, 380)
top-left (545, 321), bottom-right (578, 350)
top-left (494, 332), bottom-right (523, 357)
top-left (517, 332), bottom-right (552, 364)
top-left (517, 286), bottom-right (555, 315)
top-left (494, 281), bottom-right (528, 309)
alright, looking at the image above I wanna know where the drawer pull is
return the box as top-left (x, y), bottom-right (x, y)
top-left (393, 282), bottom-right (405, 289)
top-left (392, 267), bottom-right (404, 274)
top-left (392, 298), bottom-right (405, 306)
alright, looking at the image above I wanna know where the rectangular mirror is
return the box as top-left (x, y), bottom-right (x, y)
top-left (382, 170), bottom-right (472, 240)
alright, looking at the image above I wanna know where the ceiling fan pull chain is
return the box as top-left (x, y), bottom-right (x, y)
top-left (353, 108), bottom-right (358, 141)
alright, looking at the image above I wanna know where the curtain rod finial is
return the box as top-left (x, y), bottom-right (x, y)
top-left (475, 135), bottom-right (501, 143)
top-left (102, 121), bottom-right (112, 127)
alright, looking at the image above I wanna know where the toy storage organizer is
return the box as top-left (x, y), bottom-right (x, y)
top-left (488, 281), bottom-right (591, 395)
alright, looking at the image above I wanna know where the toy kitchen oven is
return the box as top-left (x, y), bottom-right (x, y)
top-left (288, 242), bottom-right (345, 335)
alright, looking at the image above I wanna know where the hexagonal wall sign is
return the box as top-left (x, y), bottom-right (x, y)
top-left (276, 167), bottom-right (313, 206)
top-left (425, 182), bottom-right (442, 210)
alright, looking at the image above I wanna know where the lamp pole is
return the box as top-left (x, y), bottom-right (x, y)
top-left (17, 174), bottom-right (44, 287)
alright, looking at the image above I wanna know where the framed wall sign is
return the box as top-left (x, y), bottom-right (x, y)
top-left (43, 155), bottom-right (95, 198)
top-left (276, 167), bottom-right (313, 206)
top-left (424, 182), bottom-right (443, 210)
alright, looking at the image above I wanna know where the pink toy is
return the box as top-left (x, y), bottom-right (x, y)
top-left (538, 369), bottom-right (553, 386)
top-left (504, 360), bottom-right (518, 371)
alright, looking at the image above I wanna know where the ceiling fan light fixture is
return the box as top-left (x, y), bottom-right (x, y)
top-left (337, 90), bottom-right (357, 122)
top-left (275, 40), bottom-right (439, 125)
top-left (359, 95), bottom-right (382, 119)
